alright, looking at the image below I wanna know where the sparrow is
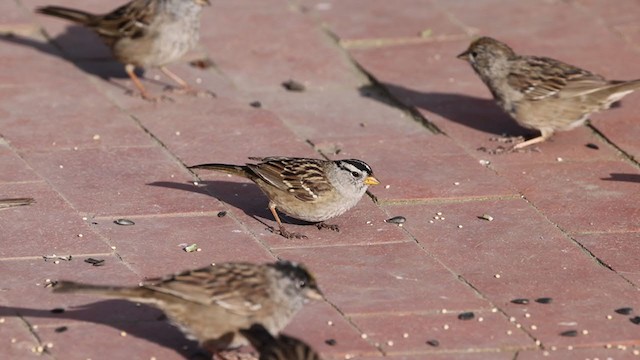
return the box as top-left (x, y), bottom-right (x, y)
top-left (53, 261), bottom-right (323, 355)
top-left (458, 36), bottom-right (640, 149)
top-left (36, 0), bottom-right (210, 101)
top-left (189, 157), bottom-right (379, 239)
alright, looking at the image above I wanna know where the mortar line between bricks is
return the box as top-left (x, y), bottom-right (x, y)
top-left (15, 313), bottom-right (49, 357)
top-left (0, 253), bottom-right (114, 261)
top-left (91, 210), bottom-right (226, 221)
top-left (269, 239), bottom-right (413, 251)
top-left (378, 194), bottom-right (522, 206)
top-left (587, 123), bottom-right (640, 168)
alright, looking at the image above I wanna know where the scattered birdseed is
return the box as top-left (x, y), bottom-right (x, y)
top-left (402, 333), bottom-right (409, 338)
top-left (384, 184), bottom-right (391, 189)
top-left (189, 58), bottom-right (214, 69)
top-left (120, 331), bottom-right (127, 337)
top-left (586, 143), bottom-right (599, 150)
top-left (434, 216), bottom-right (440, 220)
top-left (509, 317), bottom-right (516, 322)
top-left (567, 346), bottom-right (573, 350)
top-left (77, 234), bottom-right (83, 238)
top-left (633, 349), bottom-right (639, 355)
top-left (543, 351), bottom-right (549, 356)
top-left (114, 219), bottom-right (135, 226)
top-left (478, 317), bottom-right (484, 322)
top-left (441, 309), bottom-right (448, 314)
top-left (84, 258), bottom-right (105, 267)
top-left (50, 308), bottom-right (65, 314)
top-left (457, 225), bottom-right (463, 228)
top-left (453, 182), bottom-right (460, 186)
top-left (491, 308), bottom-right (498, 313)
top-left (193, 181), bottom-right (199, 185)
top-left (516, 323), bottom-right (522, 328)
top-left (282, 79), bottom-right (306, 92)
top-left (385, 216), bottom-right (406, 224)
top-left (606, 315), bottom-right (613, 320)
top-left (426, 339), bottom-right (439, 347)
top-left (605, 344), bottom-right (613, 349)
top-left (443, 324), bottom-right (450, 330)
top-left (46, 343), bottom-right (54, 349)
top-left (556, 157), bottom-right (563, 162)
top-left (59, 165), bottom-right (63, 169)
top-left (249, 101), bottom-right (262, 108)
top-left (183, 244), bottom-right (199, 252)
top-left (531, 325), bottom-right (537, 330)
top-left (494, 274), bottom-right (501, 278)
top-left (360, 333), bottom-right (367, 339)
top-left (11, 338), bottom-right (16, 343)
top-left (196, 248), bottom-right (202, 252)
top-left (479, 159), bottom-right (491, 166)
top-left (54, 326), bottom-right (68, 333)
top-left (478, 214), bottom-right (494, 221)
top-left (110, 246), bottom-right (117, 250)
top-left (511, 298), bottom-right (530, 305)
top-left (32, 346), bottom-right (44, 353)
top-left (428, 220), bottom-right (434, 223)
top-left (560, 330), bottom-right (578, 337)
top-left (582, 329), bottom-right (589, 335)
top-left (54, 260), bottom-right (60, 264)
top-left (175, 131), bottom-right (181, 136)
top-left (535, 297), bottom-right (553, 304)
top-left (458, 312), bottom-right (475, 320)
top-left (327, 321), bottom-right (334, 326)
top-left (344, 354), bottom-right (354, 360)
top-left (386, 340), bottom-right (394, 347)
top-left (615, 307), bottom-right (633, 315)
top-left (0, 318), bottom-right (4, 323)
top-left (325, 339), bottom-right (337, 346)
top-left (92, 134), bottom-right (100, 140)
top-left (630, 316), bottom-right (640, 325)
top-left (436, 212), bottom-right (443, 216)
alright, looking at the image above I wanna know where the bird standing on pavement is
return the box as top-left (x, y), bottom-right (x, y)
top-left (53, 261), bottom-right (323, 355)
top-left (36, 0), bottom-right (210, 101)
top-left (0, 198), bottom-right (35, 209)
top-left (240, 324), bottom-right (322, 360)
top-left (189, 157), bottom-right (379, 239)
top-left (458, 36), bottom-right (640, 149)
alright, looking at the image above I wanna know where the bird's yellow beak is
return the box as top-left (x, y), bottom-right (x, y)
top-left (305, 287), bottom-right (324, 301)
top-left (364, 176), bottom-right (380, 186)
top-left (196, 0), bottom-right (211, 6)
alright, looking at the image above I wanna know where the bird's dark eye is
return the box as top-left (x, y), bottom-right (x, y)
top-left (297, 280), bottom-right (307, 289)
top-left (470, 51), bottom-right (477, 58)
top-left (351, 171), bottom-right (361, 178)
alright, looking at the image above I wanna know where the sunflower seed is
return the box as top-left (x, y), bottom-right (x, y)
top-left (114, 219), bottom-right (135, 226)
top-left (560, 330), bottom-right (578, 337)
top-left (511, 298), bottom-right (529, 305)
top-left (615, 307), bottom-right (633, 315)
top-left (457, 312), bottom-right (475, 320)
top-left (385, 216), bottom-right (406, 224)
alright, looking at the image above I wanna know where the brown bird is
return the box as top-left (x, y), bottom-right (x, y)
top-left (53, 261), bottom-right (322, 355)
top-left (240, 324), bottom-right (321, 360)
top-left (0, 198), bottom-right (35, 209)
top-left (189, 157), bottom-right (379, 239)
top-left (36, 0), bottom-right (210, 101)
top-left (458, 36), bottom-right (640, 149)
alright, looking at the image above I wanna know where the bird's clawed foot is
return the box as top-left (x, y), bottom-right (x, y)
top-left (271, 225), bottom-right (307, 239)
top-left (316, 222), bottom-right (340, 232)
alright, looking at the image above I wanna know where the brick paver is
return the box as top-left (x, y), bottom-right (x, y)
top-left (1, 0), bottom-right (639, 359)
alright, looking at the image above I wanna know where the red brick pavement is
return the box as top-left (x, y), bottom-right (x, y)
top-left (1, 0), bottom-right (639, 359)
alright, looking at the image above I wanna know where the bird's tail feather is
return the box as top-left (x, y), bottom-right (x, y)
top-left (36, 6), bottom-right (96, 26)
top-left (188, 163), bottom-right (250, 178)
top-left (52, 281), bottom-right (152, 301)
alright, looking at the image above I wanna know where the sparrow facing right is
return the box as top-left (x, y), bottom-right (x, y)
top-left (36, 0), bottom-right (210, 101)
top-left (458, 36), bottom-right (640, 149)
top-left (52, 261), bottom-right (322, 355)
top-left (240, 324), bottom-right (322, 360)
top-left (189, 157), bottom-right (379, 239)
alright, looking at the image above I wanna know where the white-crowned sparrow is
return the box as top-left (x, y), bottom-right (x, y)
top-left (53, 261), bottom-right (322, 355)
top-left (0, 198), bottom-right (35, 209)
top-left (458, 36), bottom-right (640, 149)
top-left (188, 157), bottom-right (379, 239)
top-left (240, 324), bottom-right (321, 360)
top-left (36, 0), bottom-right (210, 101)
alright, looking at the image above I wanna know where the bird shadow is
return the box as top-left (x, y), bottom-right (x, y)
top-left (0, 25), bottom-right (167, 90)
top-left (601, 173), bottom-right (640, 183)
top-left (359, 83), bottom-right (536, 137)
top-left (0, 301), bottom-right (209, 359)
top-left (147, 181), bottom-right (313, 227)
